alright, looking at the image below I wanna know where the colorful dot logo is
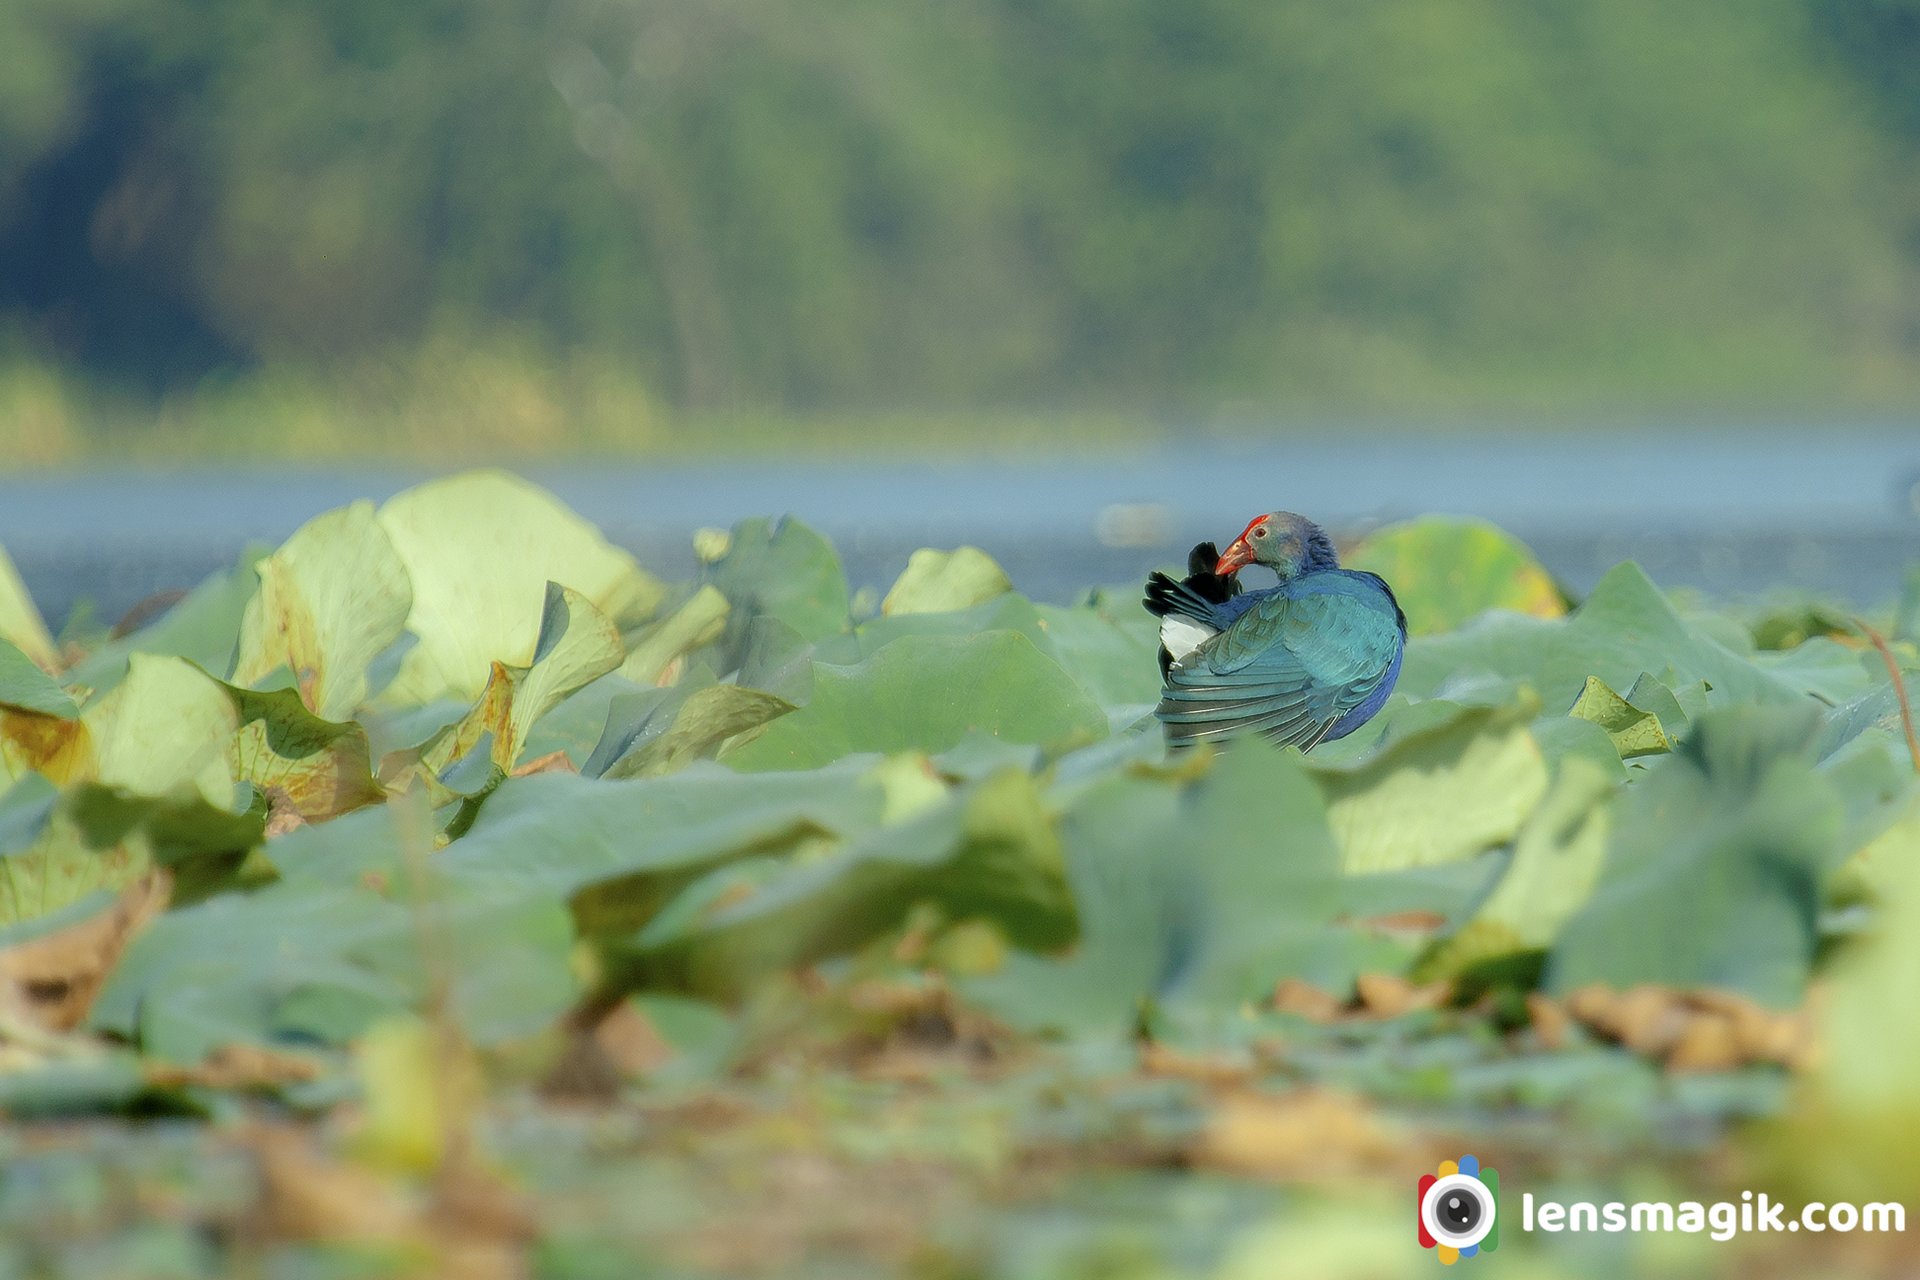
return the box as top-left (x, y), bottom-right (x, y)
top-left (1418, 1154), bottom-right (1500, 1263)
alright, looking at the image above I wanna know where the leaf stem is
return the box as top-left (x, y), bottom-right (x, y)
top-left (1856, 620), bottom-right (1920, 774)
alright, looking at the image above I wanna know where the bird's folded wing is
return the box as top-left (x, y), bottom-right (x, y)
top-left (1156, 587), bottom-right (1399, 748)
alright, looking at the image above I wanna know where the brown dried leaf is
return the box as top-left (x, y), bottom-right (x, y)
top-left (0, 871), bottom-right (170, 1032)
top-left (1138, 1042), bottom-right (1254, 1087)
top-left (264, 793), bottom-right (309, 838)
top-left (145, 1042), bottom-right (325, 1091)
top-left (1561, 983), bottom-right (1813, 1073)
top-left (244, 1125), bottom-right (532, 1279)
top-left (541, 1000), bottom-right (675, 1103)
top-left (1272, 974), bottom-right (1452, 1023)
top-left (1272, 977), bottom-right (1346, 1022)
top-left (246, 1125), bottom-right (424, 1246)
top-left (1192, 1088), bottom-right (1416, 1179)
top-left (429, 1158), bottom-right (538, 1249)
top-left (1354, 973), bottom-right (1450, 1018)
top-left (1526, 992), bottom-right (1571, 1051)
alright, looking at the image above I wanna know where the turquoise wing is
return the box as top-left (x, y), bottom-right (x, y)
top-left (1156, 577), bottom-right (1402, 748)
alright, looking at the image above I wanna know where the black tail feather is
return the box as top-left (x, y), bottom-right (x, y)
top-left (1144, 540), bottom-right (1244, 678)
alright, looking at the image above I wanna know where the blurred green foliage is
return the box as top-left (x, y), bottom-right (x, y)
top-left (4, 0), bottom-right (1920, 456)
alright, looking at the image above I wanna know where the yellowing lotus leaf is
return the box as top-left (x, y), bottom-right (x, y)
top-left (377, 471), bottom-right (664, 703)
top-left (232, 501), bottom-right (413, 721)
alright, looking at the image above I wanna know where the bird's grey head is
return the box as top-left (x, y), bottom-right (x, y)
top-left (1214, 511), bottom-right (1339, 581)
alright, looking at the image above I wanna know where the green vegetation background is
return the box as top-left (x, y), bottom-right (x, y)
top-left (5, 0), bottom-right (1920, 460)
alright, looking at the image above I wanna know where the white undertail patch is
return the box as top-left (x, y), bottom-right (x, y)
top-left (1159, 616), bottom-right (1217, 663)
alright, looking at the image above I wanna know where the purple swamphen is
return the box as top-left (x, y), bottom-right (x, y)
top-left (1142, 512), bottom-right (1405, 750)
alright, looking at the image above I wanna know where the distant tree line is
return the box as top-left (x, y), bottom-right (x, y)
top-left (4, 0), bottom-right (1920, 417)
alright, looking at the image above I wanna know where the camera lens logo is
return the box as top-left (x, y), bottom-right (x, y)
top-left (1417, 1155), bottom-right (1500, 1263)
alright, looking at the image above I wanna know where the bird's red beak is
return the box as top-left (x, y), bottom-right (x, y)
top-left (1214, 538), bottom-right (1255, 576)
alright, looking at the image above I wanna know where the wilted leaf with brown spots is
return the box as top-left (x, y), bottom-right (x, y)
top-left (382, 584), bottom-right (624, 791)
top-left (224, 683), bottom-right (385, 823)
top-left (0, 707), bottom-right (90, 785)
top-left (0, 871), bottom-right (170, 1032)
top-left (231, 501), bottom-right (414, 722)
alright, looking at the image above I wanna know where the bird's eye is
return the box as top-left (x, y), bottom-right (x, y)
top-left (1252, 526), bottom-right (1267, 538)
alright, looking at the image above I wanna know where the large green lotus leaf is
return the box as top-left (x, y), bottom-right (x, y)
top-left (621, 585), bottom-right (729, 685)
top-left (329, 884), bottom-right (578, 1049)
top-left (880, 546), bottom-right (1013, 616)
top-left (383, 583), bottom-right (625, 789)
top-left (581, 682), bottom-right (694, 778)
top-left (100, 795), bottom-right (573, 1056)
top-left (360, 699), bottom-right (468, 764)
top-left (848, 593), bottom-right (1050, 658)
top-left (398, 763), bottom-right (886, 905)
top-left (703, 516), bottom-right (850, 665)
top-left (966, 740), bottom-right (1354, 1036)
top-left (735, 616), bottom-right (815, 704)
top-left (0, 636), bottom-right (77, 718)
top-left (221, 683), bottom-right (384, 823)
top-left (376, 471), bottom-right (665, 704)
top-left (92, 871), bottom-right (573, 1060)
top-left (83, 655), bottom-right (237, 805)
top-left (1033, 602), bottom-right (1163, 709)
top-left (1529, 714), bottom-right (1629, 782)
top-left (614, 768), bottom-right (1073, 1000)
top-left (1817, 657), bottom-right (1920, 759)
top-left (599, 685), bottom-right (795, 780)
top-left (1309, 697), bottom-right (1550, 872)
top-left (1567, 675), bottom-right (1676, 758)
top-left (723, 631), bottom-right (1109, 772)
top-left (1414, 756), bottom-right (1615, 982)
top-left (0, 543), bottom-right (58, 671)
top-left (232, 501), bottom-right (413, 720)
top-left (519, 673), bottom-right (657, 768)
top-left (1546, 704), bottom-right (1840, 1007)
top-left (1753, 637), bottom-right (1883, 705)
top-left (1345, 515), bottom-right (1564, 635)
top-left (1621, 671), bottom-right (1695, 736)
top-left (1397, 562), bottom-right (1807, 712)
top-left (65, 549), bottom-right (264, 696)
top-left (1819, 730), bottom-right (1920, 872)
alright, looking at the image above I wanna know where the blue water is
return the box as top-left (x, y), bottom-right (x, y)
top-left (1, 428), bottom-right (1915, 629)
